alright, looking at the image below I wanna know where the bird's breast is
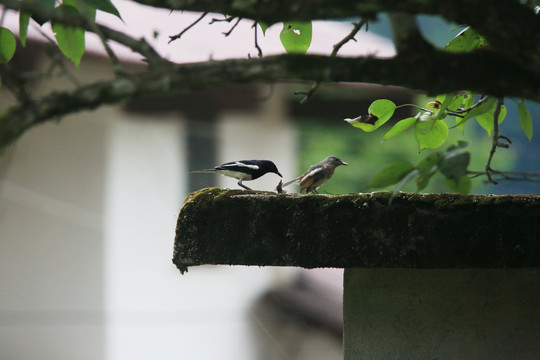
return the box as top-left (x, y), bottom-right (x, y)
top-left (219, 170), bottom-right (253, 180)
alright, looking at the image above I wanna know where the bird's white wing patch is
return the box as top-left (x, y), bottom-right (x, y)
top-left (303, 167), bottom-right (323, 180)
top-left (233, 161), bottom-right (259, 170)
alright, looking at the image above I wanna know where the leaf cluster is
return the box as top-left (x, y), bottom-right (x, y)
top-left (345, 25), bottom-right (536, 194)
top-left (1, 0), bottom-right (121, 71)
top-left (370, 141), bottom-right (472, 195)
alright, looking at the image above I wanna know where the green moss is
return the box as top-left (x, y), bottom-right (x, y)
top-left (173, 190), bottom-right (540, 272)
top-left (182, 187), bottom-right (229, 206)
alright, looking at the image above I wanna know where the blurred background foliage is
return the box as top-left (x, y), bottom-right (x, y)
top-left (291, 14), bottom-right (539, 196)
top-left (293, 93), bottom-right (540, 195)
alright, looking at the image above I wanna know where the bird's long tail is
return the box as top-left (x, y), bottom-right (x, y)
top-left (282, 177), bottom-right (300, 187)
top-left (190, 169), bottom-right (217, 173)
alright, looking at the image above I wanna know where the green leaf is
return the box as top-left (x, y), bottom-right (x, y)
top-left (438, 148), bottom-right (470, 181)
top-left (464, 92), bottom-right (475, 110)
top-left (370, 161), bottom-right (415, 188)
top-left (52, 5), bottom-right (85, 67)
top-left (280, 22), bottom-right (312, 54)
top-left (0, 28), bottom-right (17, 64)
top-left (392, 168), bottom-right (419, 199)
top-left (64, 0), bottom-right (96, 20)
top-left (346, 99), bottom-right (396, 132)
top-left (82, 0), bottom-right (121, 19)
top-left (416, 169), bottom-right (436, 191)
top-left (433, 93), bottom-right (454, 119)
top-left (383, 117), bottom-right (417, 140)
top-left (415, 152), bottom-right (442, 190)
top-left (448, 94), bottom-right (465, 111)
top-left (518, 102), bottom-right (533, 141)
top-left (446, 175), bottom-right (472, 195)
top-left (368, 99), bottom-right (396, 122)
top-left (414, 120), bottom-right (449, 151)
top-left (29, 0), bottom-right (56, 25)
top-left (456, 93), bottom-right (475, 132)
top-left (416, 152), bottom-right (442, 175)
top-left (456, 96), bottom-right (496, 129)
top-left (434, 93), bottom-right (464, 113)
top-left (259, 22), bottom-right (270, 36)
top-left (19, 12), bottom-right (31, 47)
top-left (476, 105), bottom-right (506, 137)
top-left (39, 0), bottom-right (56, 9)
top-left (445, 26), bottom-right (487, 52)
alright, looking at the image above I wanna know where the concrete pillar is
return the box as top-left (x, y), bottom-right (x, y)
top-left (343, 268), bottom-right (540, 359)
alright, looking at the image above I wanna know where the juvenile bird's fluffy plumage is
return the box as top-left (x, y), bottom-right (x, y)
top-left (191, 160), bottom-right (282, 190)
top-left (283, 156), bottom-right (348, 193)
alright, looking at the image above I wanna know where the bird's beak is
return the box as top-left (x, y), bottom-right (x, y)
top-left (341, 161), bottom-right (348, 166)
top-left (277, 171), bottom-right (283, 177)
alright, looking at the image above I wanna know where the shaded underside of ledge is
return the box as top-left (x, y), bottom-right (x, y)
top-left (173, 188), bottom-right (540, 273)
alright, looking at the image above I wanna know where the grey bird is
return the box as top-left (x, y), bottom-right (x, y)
top-left (283, 156), bottom-right (348, 193)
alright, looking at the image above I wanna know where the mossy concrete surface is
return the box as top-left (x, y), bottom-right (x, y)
top-left (173, 188), bottom-right (540, 273)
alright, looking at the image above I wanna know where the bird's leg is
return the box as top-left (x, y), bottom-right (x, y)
top-left (238, 180), bottom-right (251, 190)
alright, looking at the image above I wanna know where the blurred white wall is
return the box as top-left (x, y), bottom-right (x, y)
top-left (0, 110), bottom-right (109, 360)
top-left (0, 62), bottom-right (298, 360)
top-left (104, 112), bottom-right (297, 360)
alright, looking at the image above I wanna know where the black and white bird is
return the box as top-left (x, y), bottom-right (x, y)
top-left (191, 160), bottom-right (282, 190)
top-left (283, 156), bottom-right (348, 193)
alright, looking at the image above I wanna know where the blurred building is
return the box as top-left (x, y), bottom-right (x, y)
top-left (0, 4), bottom-right (403, 360)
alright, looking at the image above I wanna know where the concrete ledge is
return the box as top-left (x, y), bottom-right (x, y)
top-left (173, 188), bottom-right (540, 273)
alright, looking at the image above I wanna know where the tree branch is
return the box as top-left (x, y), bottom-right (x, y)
top-left (168, 11), bottom-right (208, 43)
top-left (469, 170), bottom-right (540, 184)
top-left (6, 0), bottom-right (540, 73)
top-left (5, 0), bottom-right (539, 76)
top-left (1, 52), bottom-right (539, 149)
top-left (295, 19), bottom-right (368, 103)
top-left (2, 0), bottom-right (167, 67)
top-left (387, 13), bottom-right (432, 54)
top-left (133, 0), bottom-right (540, 72)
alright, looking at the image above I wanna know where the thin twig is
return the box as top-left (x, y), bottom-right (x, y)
top-left (252, 21), bottom-right (263, 58)
top-left (209, 14), bottom-right (235, 24)
top-left (449, 95), bottom-right (491, 129)
top-left (99, 25), bottom-right (166, 66)
top-left (467, 169), bottom-right (540, 185)
top-left (451, 95), bottom-right (489, 114)
top-left (468, 170), bottom-right (540, 178)
top-left (331, 19), bottom-right (367, 56)
top-left (485, 97), bottom-right (504, 184)
top-left (223, 17), bottom-right (242, 37)
top-left (169, 12), bottom-right (208, 43)
top-left (296, 19), bottom-right (367, 103)
top-left (488, 177), bottom-right (540, 184)
top-left (294, 83), bottom-right (321, 104)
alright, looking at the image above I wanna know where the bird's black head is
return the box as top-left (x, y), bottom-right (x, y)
top-left (260, 160), bottom-right (282, 177)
